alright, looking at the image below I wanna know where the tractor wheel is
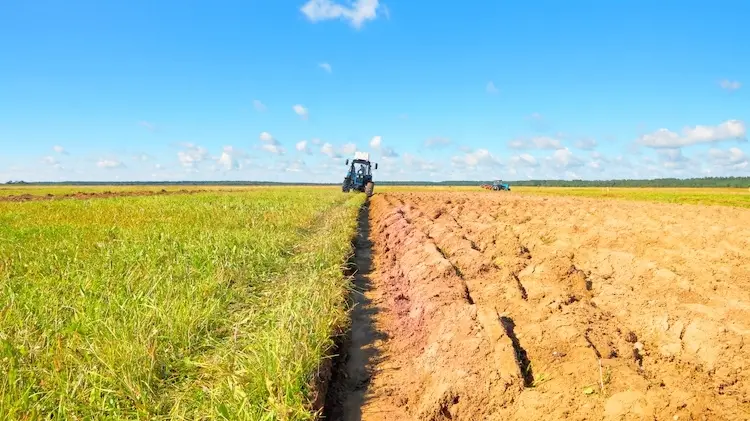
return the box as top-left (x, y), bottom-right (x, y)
top-left (365, 182), bottom-right (374, 197)
top-left (342, 178), bottom-right (351, 192)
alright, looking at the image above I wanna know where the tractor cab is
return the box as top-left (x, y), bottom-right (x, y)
top-left (351, 160), bottom-right (370, 184)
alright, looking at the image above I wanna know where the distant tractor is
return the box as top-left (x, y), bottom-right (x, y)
top-left (482, 180), bottom-right (511, 191)
top-left (342, 152), bottom-right (378, 197)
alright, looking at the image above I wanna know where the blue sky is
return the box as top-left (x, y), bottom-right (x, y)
top-left (1, 0), bottom-right (748, 182)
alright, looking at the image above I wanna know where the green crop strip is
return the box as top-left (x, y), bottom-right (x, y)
top-left (0, 188), bottom-right (366, 420)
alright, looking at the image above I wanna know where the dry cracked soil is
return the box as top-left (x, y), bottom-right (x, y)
top-left (326, 191), bottom-right (750, 421)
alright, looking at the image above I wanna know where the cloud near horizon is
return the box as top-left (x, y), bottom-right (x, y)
top-left (637, 120), bottom-right (746, 148)
top-left (8, 133), bottom-right (750, 183)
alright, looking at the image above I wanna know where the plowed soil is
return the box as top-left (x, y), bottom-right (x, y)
top-left (330, 192), bottom-right (750, 421)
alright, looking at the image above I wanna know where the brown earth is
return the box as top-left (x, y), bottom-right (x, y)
top-left (0, 189), bottom-right (225, 202)
top-left (328, 192), bottom-right (750, 421)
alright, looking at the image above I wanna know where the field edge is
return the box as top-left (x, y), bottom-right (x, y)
top-left (307, 199), bottom-right (370, 418)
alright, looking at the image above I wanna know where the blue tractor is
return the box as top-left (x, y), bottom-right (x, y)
top-left (491, 180), bottom-right (511, 191)
top-left (342, 152), bottom-right (378, 197)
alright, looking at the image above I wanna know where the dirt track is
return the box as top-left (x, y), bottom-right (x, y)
top-left (331, 192), bottom-right (750, 421)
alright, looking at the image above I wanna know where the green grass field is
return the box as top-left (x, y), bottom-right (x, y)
top-left (512, 186), bottom-right (750, 208)
top-left (0, 188), bottom-right (364, 420)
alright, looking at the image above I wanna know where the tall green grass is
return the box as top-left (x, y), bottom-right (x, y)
top-left (0, 188), bottom-right (365, 420)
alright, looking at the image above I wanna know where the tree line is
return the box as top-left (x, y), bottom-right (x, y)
top-left (384, 177), bottom-right (750, 188)
top-left (4, 176), bottom-right (750, 188)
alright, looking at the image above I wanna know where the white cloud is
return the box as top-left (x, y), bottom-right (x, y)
top-left (52, 145), bottom-right (67, 155)
top-left (657, 148), bottom-right (691, 170)
top-left (261, 144), bottom-right (285, 155)
top-left (550, 147), bottom-right (584, 168)
top-left (612, 155), bottom-right (634, 169)
top-left (178, 143), bottom-right (209, 167)
top-left (708, 147), bottom-right (748, 168)
top-left (659, 148), bottom-right (687, 161)
top-left (637, 120), bottom-right (746, 148)
top-left (318, 142), bottom-right (360, 159)
top-left (311, 138), bottom-right (322, 145)
top-left (319, 62), bottom-right (332, 73)
top-left (424, 137), bottom-right (450, 148)
top-left (588, 160), bottom-right (603, 171)
top-left (138, 121), bottom-right (156, 131)
top-left (253, 100), bottom-right (267, 112)
top-left (586, 151), bottom-right (610, 172)
top-left (365, 135), bottom-right (396, 157)
top-left (300, 0), bottom-right (382, 29)
top-left (451, 149), bottom-right (500, 168)
top-left (575, 138), bottom-right (598, 150)
top-left (296, 140), bottom-right (312, 154)
top-left (656, 148), bottom-right (690, 169)
top-left (720, 79), bottom-right (741, 91)
top-left (136, 153), bottom-right (150, 161)
top-left (293, 104), bottom-right (309, 119)
top-left (284, 159), bottom-right (308, 173)
top-left (97, 159), bottom-right (125, 169)
top-left (218, 146), bottom-right (244, 171)
top-left (321, 142), bottom-right (341, 159)
top-left (533, 137), bottom-right (563, 149)
top-left (403, 153), bottom-right (438, 172)
top-left (683, 120), bottom-right (745, 143)
top-left (486, 81), bottom-right (498, 94)
top-left (218, 152), bottom-right (235, 170)
top-left (401, 153), bottom-right (416, 166)
top-left (42, 156), bottom-right (59, 166)
top-left (381, 147), bottom-right (398, 158)
top-left (638, 129), bottom-right (680, 148)
top-left (509, 136), bottom-right (563, 150)
top-left (259, 131), bottom-right (280, 145)
top-left (510, 153), bottom-right (538, 167)
top-left (662, 160), bottom-right (687, 170)
top-left (341, 143), bottom-right (357, 155)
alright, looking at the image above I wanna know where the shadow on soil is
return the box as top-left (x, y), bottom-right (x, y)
top-left (323, 200), bottom-right (388, 421)
top-left (500, 316), bottom-right (535, 387)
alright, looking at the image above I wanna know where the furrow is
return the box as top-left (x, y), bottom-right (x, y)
top-left (352, 191), bottom-right (750, 421)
